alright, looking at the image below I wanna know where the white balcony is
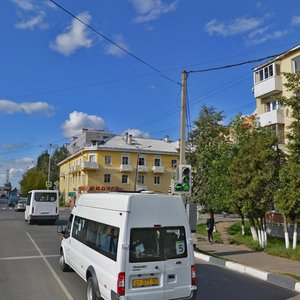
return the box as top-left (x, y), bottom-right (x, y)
top-left (253, 75), bottom-right (282, 98)
top-left (256, 109), bottom-right (285, 127)
top-left (80, 161), bottom-right (99, 170)
top-left (138, 165), bottom-right (149, 172)
top-left (120, 164), bottom-right (133, 171)
top-left (152, 166), bottom-right (165, 173)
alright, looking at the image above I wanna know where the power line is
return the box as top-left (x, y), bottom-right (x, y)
top-left (188, 53), bottom-right (284, 74)
top-left (49, 0), bottom-right (180, 86)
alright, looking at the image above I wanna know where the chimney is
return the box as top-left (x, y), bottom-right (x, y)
top-left (128, 134), bottom-right (133, 145)
top-left (124, 132), bottom-right (129, 143)
top-left (164, 135), bottom-right (170, 143)
top-left (72, 136), bottom-right (78, 142)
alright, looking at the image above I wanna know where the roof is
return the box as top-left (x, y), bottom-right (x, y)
top-left (254, 44), bottom-right (300, 70)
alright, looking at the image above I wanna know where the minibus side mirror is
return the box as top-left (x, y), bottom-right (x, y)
top-left (57, 225), bottom-right (66, 235)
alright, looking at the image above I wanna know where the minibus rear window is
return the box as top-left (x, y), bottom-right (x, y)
top-left (34, 192), bottom-right (57, 202)
top-left (129, 227), bottom-right (187, 263)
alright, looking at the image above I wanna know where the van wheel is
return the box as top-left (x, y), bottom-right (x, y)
top-left (59, 251), bottom-right (70, 272)
top-left (87, 277), bottom-right (101, 300)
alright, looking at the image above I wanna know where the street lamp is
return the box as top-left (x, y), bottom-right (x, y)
top-left (134, 145), bottom-right (151, 191)
top-left (40, 143), bottom-right (52, 189)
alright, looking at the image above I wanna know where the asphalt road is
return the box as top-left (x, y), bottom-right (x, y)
top-left (0, 198), bottom-right (298, 300)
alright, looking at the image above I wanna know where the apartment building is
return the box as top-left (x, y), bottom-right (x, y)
top-left (253, 44), bottom-right (300, 148)
top-left (58, 129), bottom-right (179, 204)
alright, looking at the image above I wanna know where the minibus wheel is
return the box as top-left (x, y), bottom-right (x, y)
top-left (59, 251), bottom-right (70, 272)
top-left (87, 277), bottom-right (101, 300)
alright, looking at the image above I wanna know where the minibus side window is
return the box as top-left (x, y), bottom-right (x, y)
top-left (72, 216), bottom-right (86, 243)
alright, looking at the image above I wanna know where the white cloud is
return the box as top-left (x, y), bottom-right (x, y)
top-left (15, 157), bottom-right (34, 163)
top-left (246, 30), bottom-right (288, 46)
top-left (11, 0), bottom-right (35, 11)
top-left (50, 12), bottom-right (93, 56)
top-left (104, 34), bottom-right (130, 57)
top-left (291, 16), bottom-right (300, 26)
top-left (0, 100), bottom-right (55, 116)
top-left (0, 143), bottom-right (27, 149)
top-left (15, 12), bottom-right (47, 30)
top-left (122, 129), bottom-right (150, 138)
top-left (129, 0), bottom-right (178, 23)
top-left (61, 111), bottom-right (107, 138)
top-left (205, 17), bottom-right (263, 36)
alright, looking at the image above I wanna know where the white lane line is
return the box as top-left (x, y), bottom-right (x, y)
top-left (26, 232), bottom-right (74, 300)
top-left (0, 255), bottom-right (59, 261)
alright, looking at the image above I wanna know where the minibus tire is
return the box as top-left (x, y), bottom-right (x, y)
top-left (86, 277), bottom-right (101, 300)
top-left (59, 251), bottom-right (70, 272)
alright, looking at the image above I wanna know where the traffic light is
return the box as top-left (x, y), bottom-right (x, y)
top-left (171, 165), bottom-right (192, 195)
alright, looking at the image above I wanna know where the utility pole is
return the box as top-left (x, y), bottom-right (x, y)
top-left (180, 70), bottom-right (188, 165)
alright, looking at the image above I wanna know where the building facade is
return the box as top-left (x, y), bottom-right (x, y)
top-left (58, 130), bottom-right (179, 204)
top-left (253, 44), bottom-right (300, 148)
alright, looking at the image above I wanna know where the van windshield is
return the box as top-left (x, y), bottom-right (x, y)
top-left (129, 227), bottom-right (187, 263)
top-left (34, 192), bottom-right (57, 202)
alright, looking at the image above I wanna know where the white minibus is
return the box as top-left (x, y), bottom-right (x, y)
top-left (25, 190), bottom-right (59, 224)
top-left (57, 192), bottom-right (197, 300)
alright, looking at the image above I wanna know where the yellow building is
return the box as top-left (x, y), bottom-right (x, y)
top-left (58, 129), bottom-right (179, 204)
top-left (253, 44), bottom-right (300, 148)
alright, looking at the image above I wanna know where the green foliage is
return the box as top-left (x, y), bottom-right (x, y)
top-left (19, 169), bottom-right (47, 196)
top-left (19, 146), bottom-right (69, 194)
top-left (187, 105), bottom-right (231, 213)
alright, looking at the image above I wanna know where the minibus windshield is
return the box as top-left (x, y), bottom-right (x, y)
top-left (129, 227), bottom-right (187, 263)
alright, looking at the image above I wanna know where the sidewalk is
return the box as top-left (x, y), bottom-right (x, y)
top-left (194, 233), bottom-right (300, 293)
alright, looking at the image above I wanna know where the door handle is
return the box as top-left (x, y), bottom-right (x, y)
top-left (176, 261), bottom-right (182, 264)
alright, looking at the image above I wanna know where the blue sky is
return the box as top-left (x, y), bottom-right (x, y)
top-left (1, 0), bottom-right (300, 188)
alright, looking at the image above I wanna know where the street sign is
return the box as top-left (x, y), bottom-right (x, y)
top-left (46, 181), bottom-right (52, 188)
top-left (54, 181), bottom-right (59, 187)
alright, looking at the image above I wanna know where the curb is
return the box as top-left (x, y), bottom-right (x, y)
top-left (194, 251), bottom-right (300, 293)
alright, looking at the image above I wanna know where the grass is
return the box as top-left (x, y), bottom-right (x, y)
top-left (227, 221), bottom-right (300, 261)
top-left (196, 223), bottom-right (223, 244)
top-left (197, 220), bottom-right (300, 262)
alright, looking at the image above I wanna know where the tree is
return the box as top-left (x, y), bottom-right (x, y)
top-left (274, 72), bottom-right (300, 249)
top-left (229, 117), bottom-right (279, 247)
top-left (19, 169), bottom-right (47, 196)
top-left (187, 105), bottom-right (231, 218)
top-left (19, 146), bottom-right (69, 194)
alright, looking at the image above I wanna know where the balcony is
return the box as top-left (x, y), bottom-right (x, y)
top-left (120, 164), bottom-right (133, 172)
top-left (138, 165), bottom-right (149, 172)
top-left (80, 161), bottom-right (99, 170)
top-left (69, 165), bottom-right (81, 173)
top-left (253, 75), bottom-right (282, 98)
top-left (152, 166), bottom-right (165, 173)
top-left (256, 108), bottom-right (285, 127)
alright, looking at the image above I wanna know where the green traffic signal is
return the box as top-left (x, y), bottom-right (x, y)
top-left (182, 183), bottom-right (190, 191)
top-left (175, 183), bottom-right (183, 191)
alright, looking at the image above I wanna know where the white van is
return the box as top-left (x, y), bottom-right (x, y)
top-left (25, 190), bottom-right (59, 224)
top-left (58, 192), bottom-right (197, 300)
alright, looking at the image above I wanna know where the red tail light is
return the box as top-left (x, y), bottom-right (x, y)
top-left (117, 272), bottom-right (125, 295)
top-left (191, 265), bottom-right (196, 286)
top-left (32, 207), bottom-right (34, 214)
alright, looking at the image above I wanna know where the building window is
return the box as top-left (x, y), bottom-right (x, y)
top-left (293, 56), bottom-right (300, 73)
top-left (122, 156), bottom-right (129, 165)
top-left (138, 175), bottom-right (145, 184)
top-left (104, 174), bottom-right (111, 183)
top-left (154, 158), bottom-right (161, 166)
top-left (154, 176), bottom-right (160, 185)
top-left (255, 64), bottom-right (275, 83)
top-left (171, 160), bottom-right (177, 168)
top-left (105, 156), bottom-right (112, 165)
top-left (89, 154), bottom-right (96, 162)
top-left (265, 100), bottom-right (279, 112)
top-left (138, 156), bottom-right (145, 166)
top-left (122, 175), bottom-right (129, 184)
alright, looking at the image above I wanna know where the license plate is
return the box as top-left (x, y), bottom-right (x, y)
top-left (132, 277), bottom-right (159, 287)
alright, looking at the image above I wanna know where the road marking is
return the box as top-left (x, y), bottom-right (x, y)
top-left (26, 232), bottom-right (74, 300)
top-left (0, 254), bottom-right (59, 261)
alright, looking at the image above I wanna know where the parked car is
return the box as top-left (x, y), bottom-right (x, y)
top-left (7, 195), bottom-right (19, 207)
top-left (14, 199), bottom-right (26, 212)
